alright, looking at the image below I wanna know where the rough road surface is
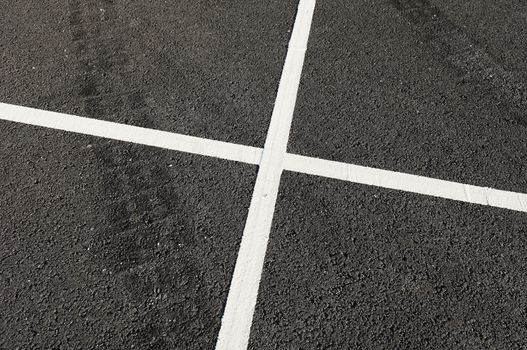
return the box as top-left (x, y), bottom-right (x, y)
top-left (1, 0), bottom-right (526, 349)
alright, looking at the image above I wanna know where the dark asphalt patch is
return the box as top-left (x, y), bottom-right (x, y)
top-left (0, 120), bottom-right (256, 349)
top-left (288, 0), bottom-right (527, 193)
top-left (0, 0), bottom-right (298, 146)
top-left (431, 0), bottom-right (527, 76)
top-left (249, 171), bottom-right (527, 349)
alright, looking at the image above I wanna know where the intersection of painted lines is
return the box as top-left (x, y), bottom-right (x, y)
top-left (2, 0), bottom-right (527, 348)
top-left (3, 107), bottom-right (526, 349)
top-left (2, 102), bottom-right (526, 214)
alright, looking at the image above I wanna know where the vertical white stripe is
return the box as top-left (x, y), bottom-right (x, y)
top-left (215, 1), bottom-right (316, 349)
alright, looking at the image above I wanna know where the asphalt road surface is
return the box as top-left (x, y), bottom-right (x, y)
top-left (1, 0), bottom-right (527, 349)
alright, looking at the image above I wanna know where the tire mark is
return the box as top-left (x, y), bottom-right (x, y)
top-left (66, 1), bottom-right (213, 348)
top-left (390, 0), bottom-right (527, 127)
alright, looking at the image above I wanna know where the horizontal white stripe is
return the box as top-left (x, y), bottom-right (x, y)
top-left (1, 103), bottom-right (526, 213)
top-left (284, 153), bottom-right (527, 213)
top-left (0, 102), bottom-right (263, 165)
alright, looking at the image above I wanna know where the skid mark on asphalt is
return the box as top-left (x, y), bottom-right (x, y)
top-left (1, 1), bottom-right (523, 348)
top-left (68, 0), bottom-right (153, 128)
top-left (390, 0), bottom-right (527, 127)
top-left (90, 143), bottom-right (213, 349)
top-left (65, 1), bottom-right (211, 348)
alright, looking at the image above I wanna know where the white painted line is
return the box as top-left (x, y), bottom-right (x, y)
top-left (285, 153), bottom-right (527, 213)
top-left (0, 102), bottom-right (263, 165)
top-left (1, 103), bottom-right (526, 214)
top-left (215, 1), bottom-right (316, 349)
